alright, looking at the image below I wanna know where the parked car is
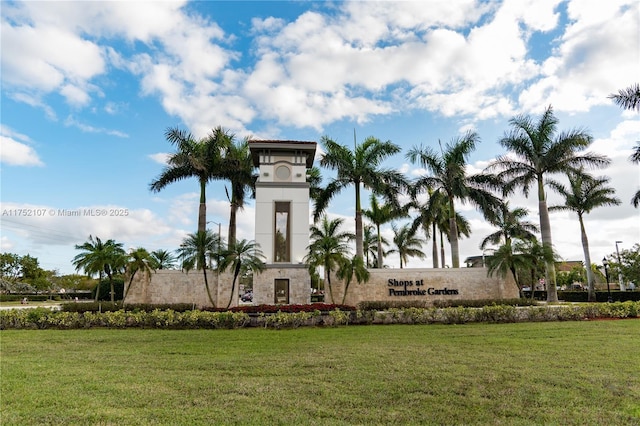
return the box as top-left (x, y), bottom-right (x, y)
top-left (241, 290), bottom-right (253, 302)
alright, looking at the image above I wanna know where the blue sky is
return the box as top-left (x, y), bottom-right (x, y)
top-left (1, 0), bottom-right (638, 275)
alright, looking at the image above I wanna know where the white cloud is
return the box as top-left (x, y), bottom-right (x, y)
top-left (63, 116), bottom-right (129, 137)
top-left (148, 153), bottom-right (170, 165)
top-left (519, 0), bottom-right (639, 113)
top-left (0, 202), bottom-right (172, 246)
top-left (0, 130), bottom-right (44, 166)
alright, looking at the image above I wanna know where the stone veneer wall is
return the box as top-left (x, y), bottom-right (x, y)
top-left (126, 267), bottom-right (516, 308)
top-left (253, 265), bottom-right (311, 305)
top-left (125, 270), bottom-right (239, 309)
top-left (325, 268), bottom-right (518, 306)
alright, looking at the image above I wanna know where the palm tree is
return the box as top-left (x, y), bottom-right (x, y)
top-left (609, 84), bottom-right (640, 207)
top-left (220, 136), bottom-right (257, 247)
top-left (72, 235), bottom-right (126, 302)
top-left (389, 223), bottom-right (426, 269)
top-left (362, 225), bottom-right (380, 268)
top-left (176, 230), bottom-right (219, 307)
top-left (632, 143), bottom-right (640, 208)
top-left (336, 255), bottom-right (369, 304)
top-left (363, 194), bottom-right (408, 268)
top-left (307, 166), bottom-right (324, 212)
top-left (315, 135), bottom-right (407, 260)
top-left (123, 247), bottom-right (154, 303)
top-left (486, 238), bottom-right (555, 295)
top-left (480, 202), bottom-right (538, 250)
top-left (407, 131), bottom-right (501, 268)
top-left (488, 105), bottom-right (609, 302)
top-left (485, 241), bottom-right (528, 289)
top-left (150, 126), bottom-right (230, 234)
top-left (517, 239), bottom-right (556, 300)
top-left (150, 249), bottom-right (177, 270)
top-left (549, 170), bottom-right (621, 301)
top-left (304, 215), bottom-right (354, 304)
top-left (609, 83), bottom-right (640, 111)
top-left (218, 239), bottom-right (265, 309)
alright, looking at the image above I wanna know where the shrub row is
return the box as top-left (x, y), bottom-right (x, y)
top-left (357, 298), bottom-right (536, 311)
top-left (557, 291), bottom-right (640, 303)
top-left (2, 302), bottom-right (638, 330)
top-left (60, 302), bottom-right (355, 314)
top-left (522, 291), bottom-right (640, 302)
top-left (358, 302), bottom-right (639, 325)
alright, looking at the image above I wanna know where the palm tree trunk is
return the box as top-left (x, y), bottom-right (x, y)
top-left (107, 270), bottom-right (115, 303)
top-left (376, 224), bottom-right (383, 268)
top-left (325, 270), bottom-right (334, 304)
top-left (538, 179), bottom-right (557, 302)
top-left (94, 271), bottom-right (103, 302)
top-left (341, 276), bottom-right (352, 305)
top-left (510, 266), bottom-right (519, 288)
top-left (432, 223), bottom-right (438, 268)
top-left (229, 202), bottom-right (238, 248)
top-left (355, 182), bottom-right (364, 260)
top-left (440, 231), bottom-right (446, 268)
top-left (579, 214), bottom-right (596, 302)
top-left (448, 197), bottom-right (460, 268)
top-left (198, 179), bottom-right (207, 234)
top-left (123, 270), bottom-right (137, 305)
top-left (203, 266), bottom-right (216, 308)
top-left (226, 263), bottom-right (242, 309)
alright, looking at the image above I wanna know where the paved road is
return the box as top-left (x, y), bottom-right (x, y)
top-left (0, 304), bottom-right (61, 311)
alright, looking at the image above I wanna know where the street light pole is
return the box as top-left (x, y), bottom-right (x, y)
top-left (602, 257), bottom-right (612, 303)
top-left (615, 241), bottom-right (625, 291)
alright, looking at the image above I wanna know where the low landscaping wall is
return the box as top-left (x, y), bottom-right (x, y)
top-left (124, 270), bottom-right (238, 309)
top-left (327, 267), bottom-right (518, 306)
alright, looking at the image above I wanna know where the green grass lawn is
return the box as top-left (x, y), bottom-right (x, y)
top-left (1, 321), bottom-right (639, 425)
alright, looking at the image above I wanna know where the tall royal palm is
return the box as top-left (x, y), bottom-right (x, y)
top-left (220, 137), bottom-right (256, 247)
top-left (315, 135), bottom-right (407, 260)
top-left (150, 126), bottom-right (230, 234)
top-left (73, 235), bottom-right (126, 302)
top-left (407, 131), bottom-right (500, 268)
top-left (489, 106), bottom-right (609, 301)
top-left (364, 194), bottom-right (407, 268)
top-left (549, 170), bottom-right (620, 301)
top-left (480, 202), bottom-right (538, 250)
top-left (304, 216), bottom-right (354, 304)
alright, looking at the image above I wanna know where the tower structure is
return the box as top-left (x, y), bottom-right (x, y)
top-left (249, 140), bottom-right (317, 304)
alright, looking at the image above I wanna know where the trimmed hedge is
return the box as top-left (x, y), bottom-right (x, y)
top-left (357, 298), bottom-right (536, 311)
top-left (557, 291), bottom-right (640, 303)
top-left (2, 301), bottom-right (638, 330)
top-left (60, 302), bottom-right (355, 314)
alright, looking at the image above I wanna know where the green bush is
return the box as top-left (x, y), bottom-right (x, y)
top-left (2, 302), bottom-right (639, 330)
top-left (357, 298), bottom-right (535, 311)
